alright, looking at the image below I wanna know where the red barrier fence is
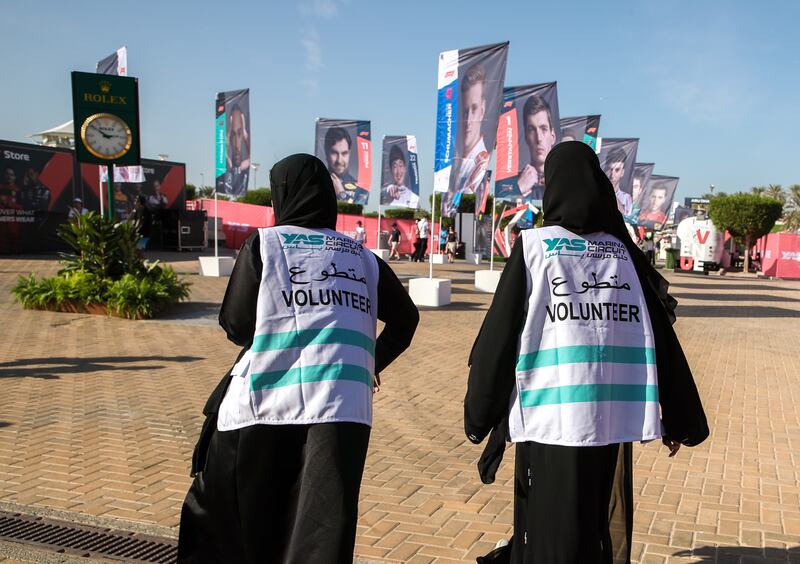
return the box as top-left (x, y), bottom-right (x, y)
top-left (755, 232), bottom-right (800, 279)
top-left (190, 199), bottom-right (434, 256)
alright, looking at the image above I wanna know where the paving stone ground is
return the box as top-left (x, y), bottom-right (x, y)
top-left (0, 252), bottom-right (799, 563)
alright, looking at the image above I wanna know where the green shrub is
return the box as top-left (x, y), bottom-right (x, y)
top-left (238, 188), bottom-right (272, 206)
top-left (11, 211), bottom-right (191, 319)
top-left (337, 202), bottom-right (364, 215)
top-left (383, 208), bottom-right (417, 220)
top-left (106, 264), bottom-right (190, 319)
top-left (58, 211), bottom-right (143, 279)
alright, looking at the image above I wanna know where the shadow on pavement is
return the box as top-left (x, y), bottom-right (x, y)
top-left (672, 292), bottom-right (800, 303)
top-left (154, 302), bottom-right (221, 321)
top-left (670, 282), bottom-right (795, 292)
top-left (0, 355), bottom-right (203, 379)
top-left (675, 304), bottom-right (800, 318)
top-left (673, 545), bottom-right (800, 562)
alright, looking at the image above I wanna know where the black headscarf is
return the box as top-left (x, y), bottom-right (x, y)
top-left (270, 153), bottom-right (337, 229)
top-left (543, 141), bottom-right (677, 322)
top-left (543, 141), bottom-right (707, 446)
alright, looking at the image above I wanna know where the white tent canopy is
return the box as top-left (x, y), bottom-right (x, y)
top-left (30, 120), bottom-right (74, 147)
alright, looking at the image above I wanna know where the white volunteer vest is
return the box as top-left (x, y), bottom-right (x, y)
top-left (218, 226), bottom-right (379, 430)
top-left (508, 226), bottom-right (662, 446)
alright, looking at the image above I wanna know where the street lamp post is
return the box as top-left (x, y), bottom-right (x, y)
top-left (251, 163), bottom-right (260, 191)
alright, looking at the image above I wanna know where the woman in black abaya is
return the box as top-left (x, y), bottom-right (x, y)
top-left (178, 154), bottom-right (419, 564)
top-left (466, 142), bottom-right (709, 563)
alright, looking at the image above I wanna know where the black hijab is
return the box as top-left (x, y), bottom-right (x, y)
top-left (543, 141), bottom-right (677, 322)
top-left (270, 153), bottom-right (337, 229)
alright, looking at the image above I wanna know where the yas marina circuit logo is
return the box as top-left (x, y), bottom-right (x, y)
top-left (280, 233), bottom-right (325, 250)
top-left (543, 237), bottom-right (587, 258)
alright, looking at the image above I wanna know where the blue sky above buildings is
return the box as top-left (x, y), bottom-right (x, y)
top-left (2, 0), bottom-right (798, 210)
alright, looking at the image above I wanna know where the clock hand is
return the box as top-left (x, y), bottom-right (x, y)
top-left (90, 125), bottom-right (113, 139)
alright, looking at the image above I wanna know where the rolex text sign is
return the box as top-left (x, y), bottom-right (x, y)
top-left (71, 71), bottom-right (141, 166)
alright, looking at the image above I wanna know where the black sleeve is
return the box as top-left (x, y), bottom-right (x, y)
top-left (374, 257), bottom-right (419, 375)
top-left (219, 231), bottom-right (263, 348)
top-left (644, 286), bottom-right (709, 447)
top-left (464, 240), bottom-right (527, 444)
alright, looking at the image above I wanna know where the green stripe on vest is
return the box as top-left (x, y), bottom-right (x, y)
top-left (517, 345), bottom-right (655, 371)
top-left (520, 383), bottom-right (659, 407)
top-left (250, 363), bottom-right (373, 391)
top-left (251, 328), bottom-right (375, 357)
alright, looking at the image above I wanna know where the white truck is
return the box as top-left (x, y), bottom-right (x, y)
top-left (675, 216), bottom-right (725, 272)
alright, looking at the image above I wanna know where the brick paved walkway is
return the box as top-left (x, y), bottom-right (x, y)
top-left (0, 253), bottom-right (799, 563)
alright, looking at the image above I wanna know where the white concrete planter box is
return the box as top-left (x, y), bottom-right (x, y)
top-left (474, 269), bottom-right (503, 293)
top-left (199, 256), bottom-right (235, 277)
top-left (408, 277), bottom-right (451, 307)
top-left (370, 248), bottom-right (391, 261)
top-left (430, 253), bottom-right (446, 264)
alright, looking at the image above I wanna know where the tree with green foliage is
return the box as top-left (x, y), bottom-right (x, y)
top-left (708, 193), bottom-right (783, 273)
top-left (238, 188), bottom-right (272, 206)
top-left (185, 184), bottom-right (197, 200)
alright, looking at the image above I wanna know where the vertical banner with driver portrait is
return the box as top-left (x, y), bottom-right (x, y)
top-left (597, 137), bottom-right (639, 218)
top-left (434, 42), bottom-right (509, 218)
top-left (380, 135), bottom-right (419, 209)
top-left (494, 82), bottom-right (561, 206)
top-left (626, 162), bottom-right (655, 224)
top-left (559, 115), bottom-right (601, 150)
top-left (638, 174), bottom-right (679, 230)
top-left (97, 46), bottom-right (144, 184)
top-left (315, 118), bottom-right (372, 205)
top-left (215, 88), bottom-right (251, 197)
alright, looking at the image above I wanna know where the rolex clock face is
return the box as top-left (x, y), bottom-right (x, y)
top-left (80, 113), bottom-right (132, 160)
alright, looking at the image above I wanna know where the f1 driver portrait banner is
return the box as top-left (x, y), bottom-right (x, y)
top-left (380, 135), bottom-right (419, 209)
top-left (215, 88), bottom-right (251, 198)
top-left (559, 115), bottom-right (601, 150)
top-left (639, 174), bottom-right (679, 230)
top-left (494, 82), bottom-right (561, 205)
top-left (434, 41), bottom-right (509, 218)
top-left (315, 118), bottom-right (372, 205)
top-left (597, 137), bottom-right (639, 217)
top-left (626, 162), bottom-right (655, 224)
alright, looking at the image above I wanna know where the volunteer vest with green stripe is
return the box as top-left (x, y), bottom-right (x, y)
top-left (509, 226), bottom-right (662, 446)
top-left (217, 226), bottom-right (379, 430)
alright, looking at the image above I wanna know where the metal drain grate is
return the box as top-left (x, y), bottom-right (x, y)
top-left (0, 511), bottom-right (177, 562)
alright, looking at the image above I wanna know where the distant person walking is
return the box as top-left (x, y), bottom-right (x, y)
top-left (413, 217), bottom-right (429, 262)
top-left (389, 222), bottom-right (401, 260)
top-left (466, 142), bottom-right (708, 563)
top-left (354, 220), bottom-right (366, 245)
top-left (446, 226), bottom-right (458, 263)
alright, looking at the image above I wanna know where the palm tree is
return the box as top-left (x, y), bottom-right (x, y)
top-left (765, 184), bottom-right (785, 203)
top-left (783, 185), bottom-right (800, 232)
top-left (751, 185), bottom-right (767, 196)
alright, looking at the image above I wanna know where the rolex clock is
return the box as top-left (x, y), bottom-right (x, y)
top-left (80, 113), bottom-right (132, 160)
top-left (71, 71), bottom-right (140, 166)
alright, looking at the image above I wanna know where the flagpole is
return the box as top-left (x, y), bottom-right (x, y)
top-left (99, 168), bottom-right (105, 218)
top-left (377, 203), bottom-right (382, 250)
top-left (490, 190), bottom-right (496, 272)
top-left (214, 191), bottom-right (219, 258)
top-left (429, 191), bottom-right (436, 279)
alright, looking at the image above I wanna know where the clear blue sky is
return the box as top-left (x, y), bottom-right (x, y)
top-left (2, 0), bottom-right (798, 210)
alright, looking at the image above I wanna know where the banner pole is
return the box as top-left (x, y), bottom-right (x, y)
top-left (429, 192), bottom-right (436, 279)
top-left (490, 191), bottom-right (496, 272)
top-left (99, 173), bottom-right (105, 218)
top-left (377, 203), bottom-right (382, 249)
top-left (108, 164), bottom-right (114, 221)
top-left (214, 191), bottom-right (219, 258)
